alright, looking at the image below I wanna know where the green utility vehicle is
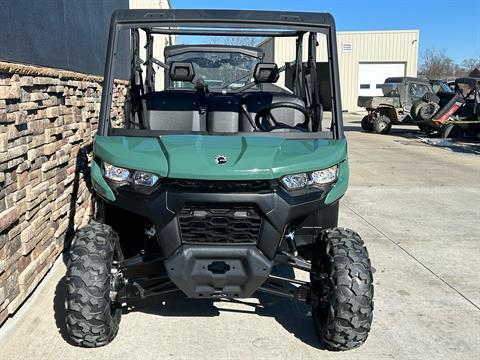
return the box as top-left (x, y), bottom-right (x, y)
top-left (65, 9), bottom-right (374, 351)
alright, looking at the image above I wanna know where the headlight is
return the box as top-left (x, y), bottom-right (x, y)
top-left (133, 171), bottom-right (159, 187)
top-left (281, 173), bottom-right (309, 190)
top-left (102, 161), bottom-right (159, 187)
top-left (103, 162), bottom-right (130, 182)
top-left (281, 165), bottom-right (338, 190)
top-left (311, 166), bottom-right (338, 185)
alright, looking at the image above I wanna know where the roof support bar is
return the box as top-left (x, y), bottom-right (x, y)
top-left (148, 28), bottom-right (302, 37)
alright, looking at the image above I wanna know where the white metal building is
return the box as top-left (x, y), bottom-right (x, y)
top-left (260, 30), bottom-right (419, 112)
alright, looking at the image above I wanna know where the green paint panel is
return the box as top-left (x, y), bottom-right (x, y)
top-left (94, 135), bottom-right (348, 181)
top-left (91, 159), bottom-right (116, 201)
top-left (94, 136), bottom-right (169, 176)
top-left (325, 159), bottom-right (349, 204)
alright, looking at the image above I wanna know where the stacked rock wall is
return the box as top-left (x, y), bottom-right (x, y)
top-left (0, 61), bottom-right (127, 325)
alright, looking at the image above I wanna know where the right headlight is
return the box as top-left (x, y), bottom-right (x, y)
top-left (281, 165), bottom-right (338, 191)
top-left (133, 171), bottom-right (159, 187)
top-left (310, 166), bottom-right (338, 185)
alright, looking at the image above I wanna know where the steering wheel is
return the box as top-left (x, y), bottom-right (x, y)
top-left (255, 102), bottom-right (310, 132)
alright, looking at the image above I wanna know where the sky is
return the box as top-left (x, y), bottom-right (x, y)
top-left (171, 0), bottom-right (480, 64)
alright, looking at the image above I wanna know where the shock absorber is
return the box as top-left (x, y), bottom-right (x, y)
top-left (285, 231), bottom-right (298, 256)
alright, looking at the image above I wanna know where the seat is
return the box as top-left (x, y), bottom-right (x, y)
top-left (239, 92), bottom-right (306, 131)
top-left (142, 61), bottom-right (206, 131)
top-left (143, 91), bottom-right (205, 131)
top-left (206, 95), bottom-right (241, 133)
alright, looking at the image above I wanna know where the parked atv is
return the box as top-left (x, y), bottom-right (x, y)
top-left (439, 77), bottom-right (480, 138)
top-left (358, 77), bottom-right (463, 135)
top-left (64, 9), bottom-right (374, 351)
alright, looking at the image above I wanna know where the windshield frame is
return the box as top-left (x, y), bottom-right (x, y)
top-left (98, 9), bottom-right (343, 140)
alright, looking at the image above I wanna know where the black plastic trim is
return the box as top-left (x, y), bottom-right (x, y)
top-left (105, 182), bottom-right (336, 260)
top-left (108, 127), bottom-right (334, 139)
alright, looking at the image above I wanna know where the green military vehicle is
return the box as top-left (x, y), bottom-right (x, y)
top-left (64, 9), bottom-right (374, 351)
top-left (358, 77), bottom-right (463, 134)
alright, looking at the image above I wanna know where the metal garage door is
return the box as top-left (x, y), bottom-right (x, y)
top-left (358, 63), bottom-right (406, 98)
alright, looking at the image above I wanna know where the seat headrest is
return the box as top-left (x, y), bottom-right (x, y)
top-left (253, 63), bottom-right (279, 83)
top-left (169, 62), bottom-right (195, 82)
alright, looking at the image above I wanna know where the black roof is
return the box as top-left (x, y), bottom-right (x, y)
top-left (456, 77), bottom-right (480, 84)
top-left (384, 77), bottom-right (430, 84)
top-left (110, 9), bottom-right (335, 32)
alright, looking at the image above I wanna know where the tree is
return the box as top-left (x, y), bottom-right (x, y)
top-left (419, 49), bottom-right (455, 80)
top-left (208, 36), bottom-right (263, 47)
top-left (461, 57), bottom-right (480, 74)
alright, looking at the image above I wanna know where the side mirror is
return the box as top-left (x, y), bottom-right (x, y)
top-left (169, 62), bottom-right (195, 82)
top-left (253, 63), bottom-right (279, 83)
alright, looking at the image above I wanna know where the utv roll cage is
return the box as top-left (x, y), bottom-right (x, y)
top-left (98, 9), bottom-right (344, 139)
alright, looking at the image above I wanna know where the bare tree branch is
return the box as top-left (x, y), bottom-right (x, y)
top-left (419, 49), bottom-right (455, 79)
top-left (208, 36), bottom-right (264, 47)
top-left (419, 49), bottom-right (480, 79)
top-left (461, 57), bottom-right (480, 74)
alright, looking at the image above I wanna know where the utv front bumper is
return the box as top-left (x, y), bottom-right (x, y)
top-left (95, 177), bottom-right (339, 298)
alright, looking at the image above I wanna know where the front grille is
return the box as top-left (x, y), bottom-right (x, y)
top-left (178, 203), bottom-right (262, 244)
top-left (167, 179), bottom-right (275, 192)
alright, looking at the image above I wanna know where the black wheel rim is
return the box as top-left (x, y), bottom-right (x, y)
top-left (420, 104), bottom-right (435, 118)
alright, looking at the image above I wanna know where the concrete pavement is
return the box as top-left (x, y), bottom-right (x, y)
top-left (0, 115), bottom-right (479, 359)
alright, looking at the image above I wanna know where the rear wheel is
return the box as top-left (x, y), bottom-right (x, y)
top-left (413, 101), bottom-right (440, 121)
top-left (361, 115), bottom-right (374, 132)
top-left (65, 222), bottom-right (123, 347)
top-left (373, 115), bottom-right (392, 134)
top-left (311, 228), bottom-right (374, 351)
top-left (441, 123), bottom-right (463, 139)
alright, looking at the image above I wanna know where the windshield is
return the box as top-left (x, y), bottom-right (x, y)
top-left (381, 83), bottom-right (400, 97)
top-left (431, 81), bottom-right (452, 93)
top-left (166, 51), bottom-right (261, 90)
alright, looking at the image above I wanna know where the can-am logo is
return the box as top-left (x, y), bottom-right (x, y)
top-left (215, 155), bottom-right (228, 165)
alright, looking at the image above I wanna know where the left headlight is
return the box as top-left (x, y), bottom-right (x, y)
top-left (103, 162), bottom-right (130, 182)
top-left (102, 161), bottom-right (160, 187)
top-left (281, 165), bottom-right (338, 191)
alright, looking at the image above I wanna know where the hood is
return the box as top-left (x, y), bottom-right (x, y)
top-left (94, 135), bottom-right (347, 180)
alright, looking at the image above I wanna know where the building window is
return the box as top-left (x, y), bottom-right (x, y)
top-left (342, 43), bottom-right (352, 53)
top-left (360, 84), bottom-right (370, 89)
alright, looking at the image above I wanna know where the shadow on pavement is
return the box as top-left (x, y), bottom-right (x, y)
top-left (53, 275), bottom-right (78, 347)
top-left (52, 265), bottom-right (325, 350)
top-left (345, 121), bottom-right (480, 155)
top-left (416, 138), bottom-right (480, 155)
top-left (344, 122), bottom-right (424, 138)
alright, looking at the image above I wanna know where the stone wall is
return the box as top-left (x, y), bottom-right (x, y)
top-left (0, 61), bottom-right (127, 325)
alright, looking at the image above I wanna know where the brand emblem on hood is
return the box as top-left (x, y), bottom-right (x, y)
top-left (215, 155), bottom-right (228, 165)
